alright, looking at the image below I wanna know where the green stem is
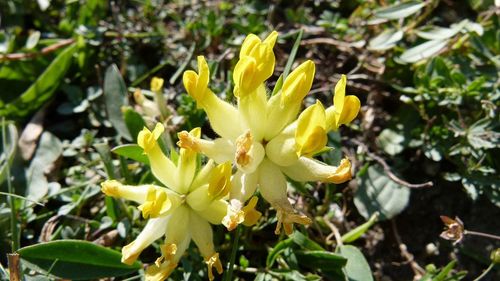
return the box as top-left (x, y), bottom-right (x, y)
top-left (2, 118), bottom-right (19, 252)
top-left (223, 226), bottom-right (242, 281)
top-left (472, 263), bottom-right (495, 281)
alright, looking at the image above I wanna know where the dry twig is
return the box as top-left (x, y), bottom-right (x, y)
top-left (391, 219), bottom-right (426, 278)
top-left (0, 39), bottom-right (75, 62)
top-left (352, 139), bottom-right (434, 189)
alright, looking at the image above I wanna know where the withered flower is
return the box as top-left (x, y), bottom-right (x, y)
top-left (440, 216), bottom-right (465, 244)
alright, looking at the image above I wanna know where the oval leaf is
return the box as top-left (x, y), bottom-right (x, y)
top-left (369, 29), bottom-right (404, 51)
top-left (338, 245), bottom-right (373, 281)
top-left (354, 165), bottom-right (410, 220)
top-left (18, 240), bottom-right (141, 280)
top-left (399, 39), bottom-right (448, 63)
top-left (123, 107), bottom-right (146, 141)
top-left (111, 144), bottom-right (149, 165)
top-left (26, 132), bottom-right (62, 202)
top-left (104, 64), bottom-right (131, 141)
top-left (374, 1), bottom-right (426, 20)
top-left (25, 31), bottom-right (41, 50)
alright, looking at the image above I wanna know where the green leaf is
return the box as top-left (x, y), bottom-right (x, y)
top-left (0, 44), bottom-right (76, 118)
top-left (354, 165), bottom-right (410, 220)
top-left (25, 132), bottom-right (62, 203)
top-left (291, 232), bottom-right (324, 251)
top-left (295, 250), bottom-right (347, 271)
top-left (399, 39), bottom-right (448, 64)
top-left (0, 121), bottom-right (18, 185)
top-left (374, 1), bottom-right (426, 20)
top-left (415, 20), bottom-right (469, 40)
top-left (432, 260), bottom-right (457, 281)
top-left (282, 29), bottom-right (304, 80)
top-left (104, 64), bottom-right (131, 141)
top-left (341, 212), bottom-right (379, 243)
top-left (266, 238), bottom-right (294, 267)
top-left (467, 118), bottom-right (498, 149)
top-left (111, 144), bottom-right (149, 165)
top-left (18, 240), bottom-right (141, 280)
top-left (376, 129), bottom-right (405, 155)
top-left (123, 107), bottom-right (147, 141)
top-left (338, 245), bottom-right (373, 281)
top-left (94, 142), bottom-right (116, 179)
top-left (25, 31), bottom-right (41, 49)
top-left (368, 29), bottom-right (404, 51)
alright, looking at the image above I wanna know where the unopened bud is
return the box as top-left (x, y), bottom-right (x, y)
top-left (491, 248), bottom-right (500, 264)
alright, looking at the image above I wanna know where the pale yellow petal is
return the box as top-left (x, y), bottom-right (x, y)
top-left (237, 84), bottom-right (268, 140)
top-left (196, 199), bottom-right (228, 225)
top-left (281, 157), bottom-right (352, 184)
top-left (121, 216), bottom-right (169, 265)
top-left (229, 170), bottom-right (259, 202)
top-left (137, 125), bottom-right (178, 190)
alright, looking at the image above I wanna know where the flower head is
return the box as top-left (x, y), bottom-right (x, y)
top-left (181, 31), bottom-right (360, 235)
top-left (101, 123), bottom-right (229, 281)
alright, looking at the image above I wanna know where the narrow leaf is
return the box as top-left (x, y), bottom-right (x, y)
top-left (18, 240), bottom-right (141, 280)
top-left (104, 64), bottom-right (131, 140)
top-left (341, 212), bottom-right (379, 243)
top-left (266, 238), bottom-right (294, 267)
top-left (0, 44), bottom-right (76, 118)
top-left (368, 29), bottom-right (404, 51)
top-left (0, 122), bottom-right (18, 185)
top-left (399, 39), bottom-right (448, 63)
top-left (282, 29), bottom-right (304, 80)
top-left (291, 231), bottom-right (324, 251)
top-left (374, 1), bottom-right (426, 20)
top-left (295, 250), bottom-right (347, 270)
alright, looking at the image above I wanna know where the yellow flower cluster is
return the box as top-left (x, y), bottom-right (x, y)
top-left (101, 31), bottom-right (360, 281)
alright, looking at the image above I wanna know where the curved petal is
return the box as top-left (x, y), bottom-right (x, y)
top-left (281, 157), bottom-right (352, 184)
top-left (202, 91), bottom-right (243, 141)
top-left (121, 216), bottom-right (169, 265)
top-left (177, 132), bottom-right (235, 164)
top-left (264, 60), bottom-right (315, 139)
top-left (325, 75), bottom-right (360, 131)
top-left (229, 170), bottom-right (259, 202)
top-left (237, 84), bottom-right (268, 141)
top-left (197, 199), bottom-right (228, 225)
top-left (189, 212), bottom-right (223, 281)
top-left (176, 128), bottom-right (200, 194)
top-left (265, 128), bottom-right (298, 167)
top-left (190, 160), bottom-right (216, 192)
top-left (138, 124), bottom-right (178, 191)
top-left (257, 159), bottom-right (290, 210)
top-left (258, 159), bottom-right (311, 235)
top-left (295, 100), bottom-right (327, 157)
top-left (101, 181), bottom-right (181, 218)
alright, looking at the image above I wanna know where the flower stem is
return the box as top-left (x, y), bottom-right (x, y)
top-left (2, 118), bottom-right (19, 252)
top-left (465, 230), bottom-right (500, 241)
top-left (223, 226), bottom-right (242, 281)
top-left (472, 263), bottom-right (495, 281)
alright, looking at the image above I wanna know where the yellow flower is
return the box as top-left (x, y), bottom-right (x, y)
top-left (181, 31), bottom-right (360, 235)
top-left (101, 124), bottom-right (228, 281)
